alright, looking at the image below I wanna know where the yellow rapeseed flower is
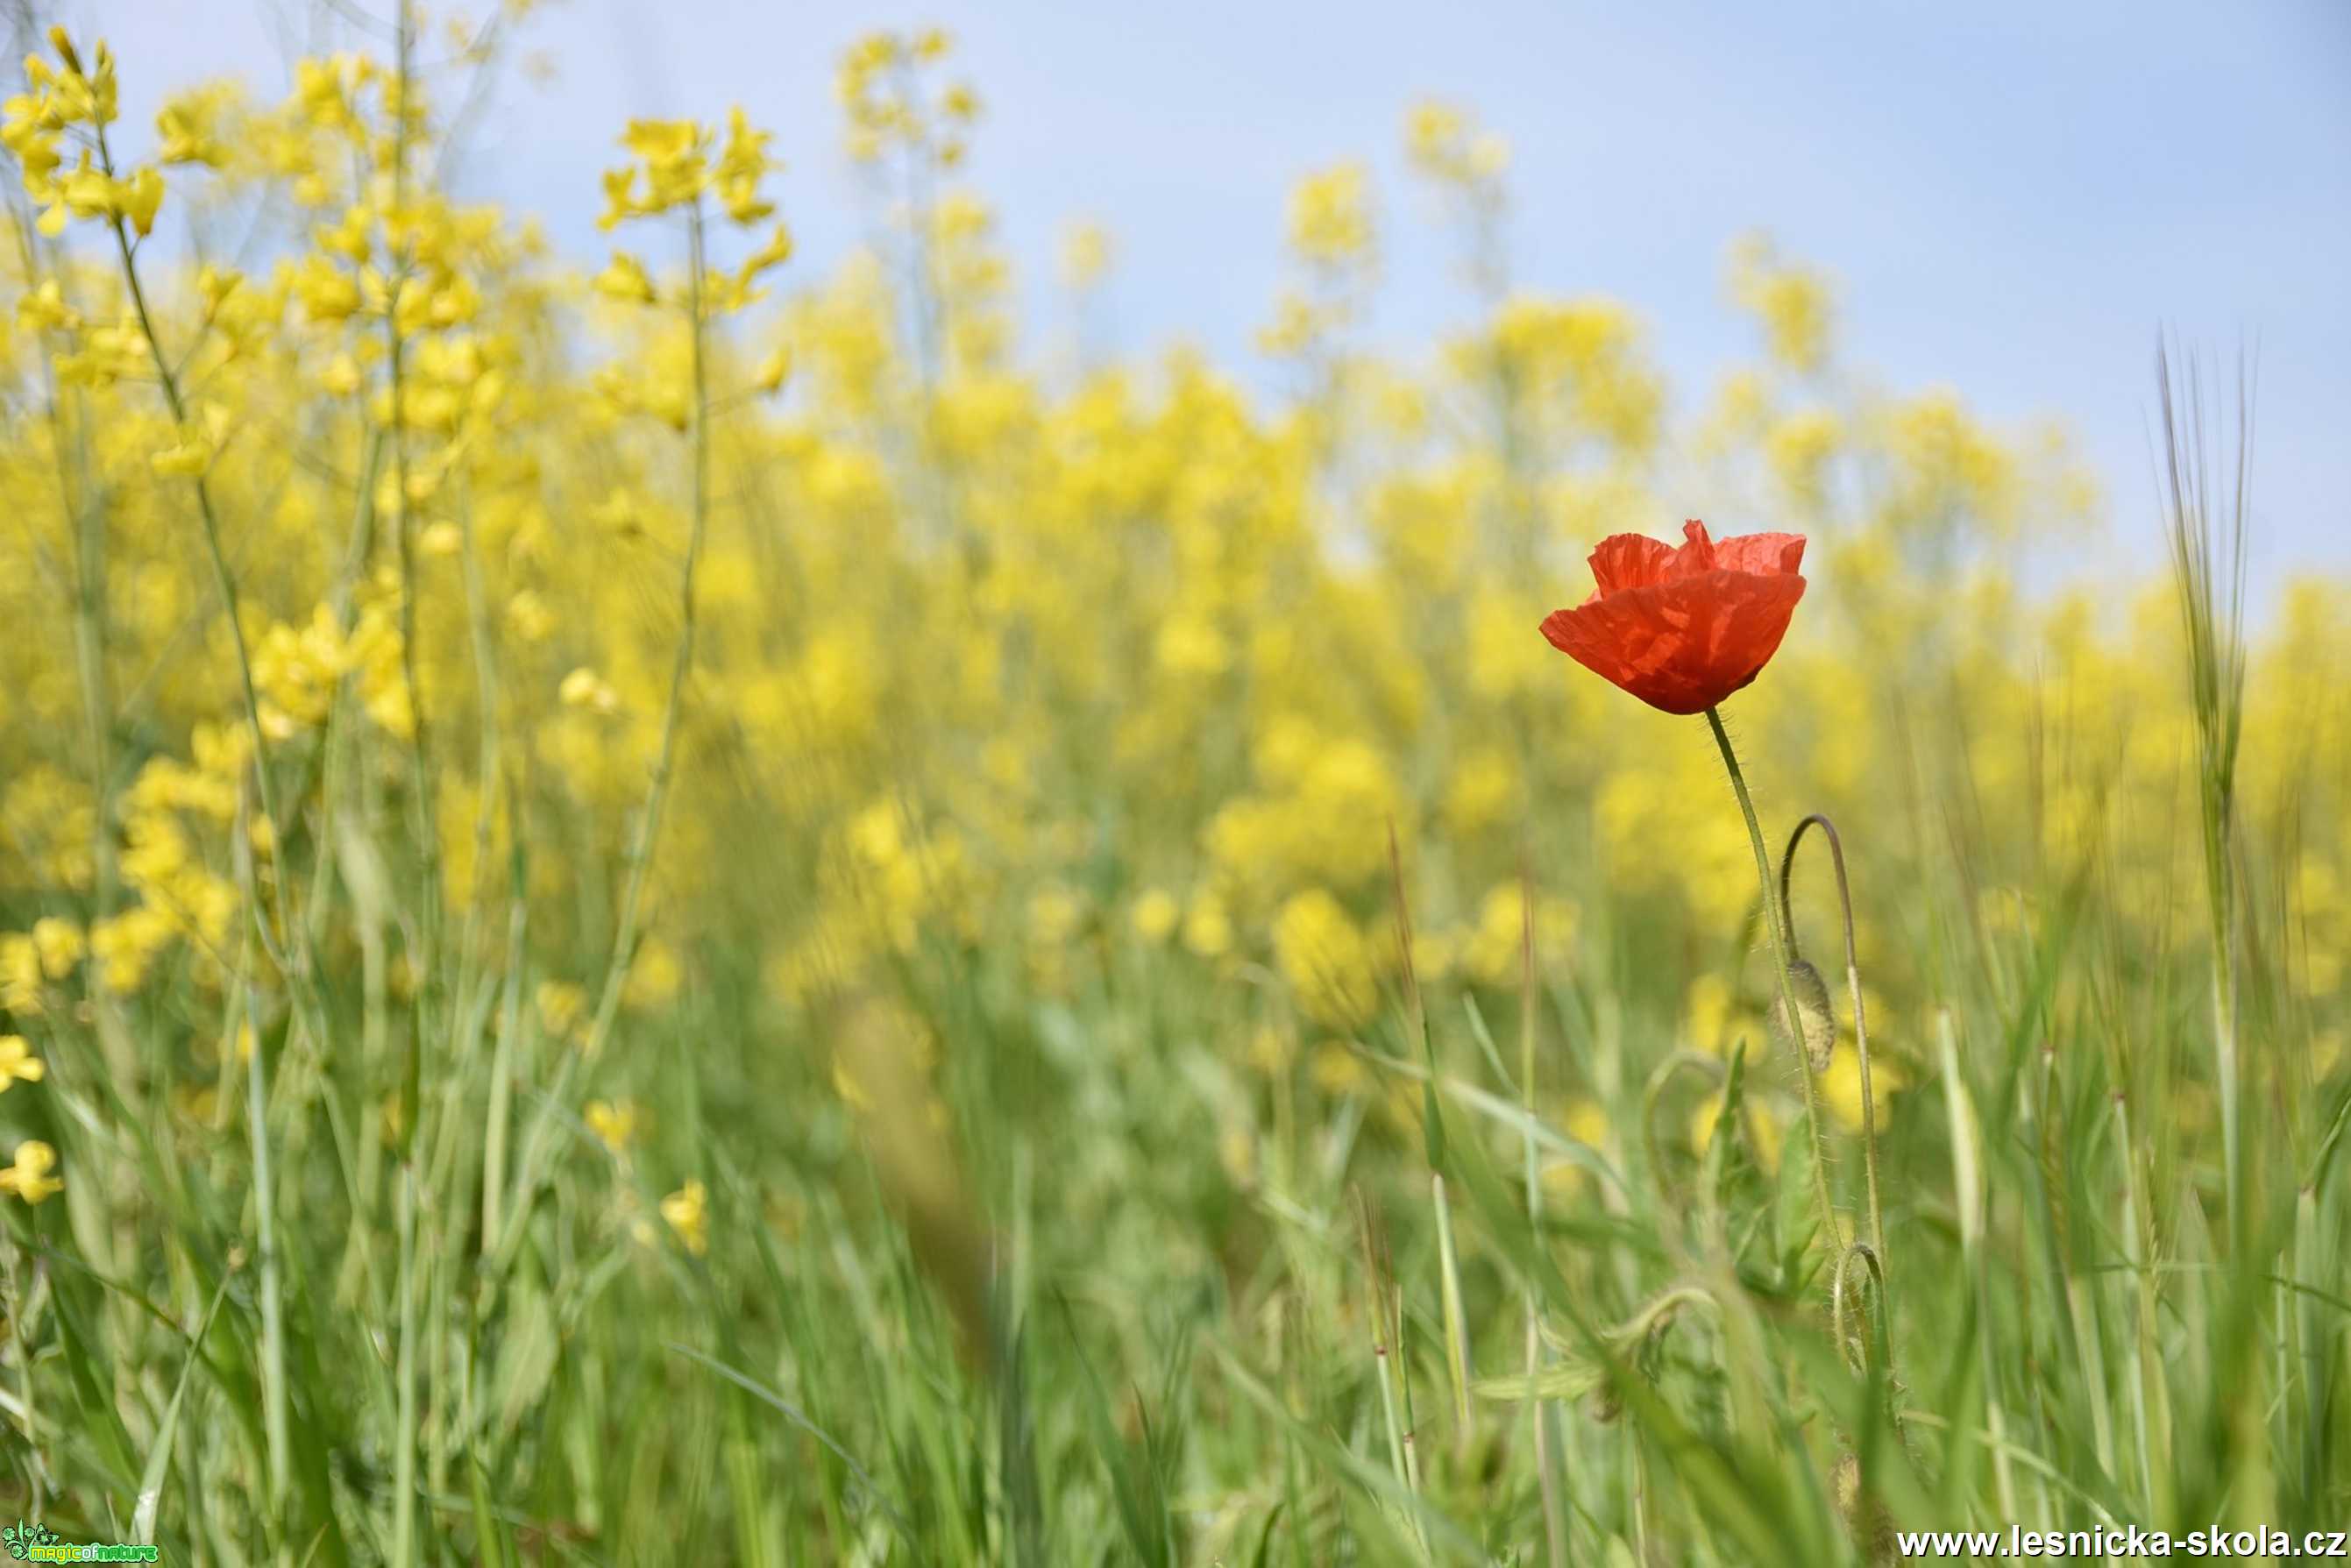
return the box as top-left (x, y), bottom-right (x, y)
top-left (660, 1179), bottom-right (708, 1255)
top-left (593, 251), bottom-right (656, 306)
top-left (30, 918), bottom-right (83, 979)
top-left (0, 1035), bottom-right (46, 1092)
top-left (0, 1140), bottom-right (62, 1205)
top-left (585, 1098), bottom-right (637, 1154)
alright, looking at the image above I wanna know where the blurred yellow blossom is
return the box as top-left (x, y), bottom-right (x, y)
top-left (586, 1099), bottom-right (638, 1154)
top-left (0, 1035), bottom-right (45, 1092)
top-left (0, 1140), bottom-right (62, 1204)
top-left (1129, 889), bottom-right (1180, 944)
top-left (660, 1179), bottom-right (708, 1255)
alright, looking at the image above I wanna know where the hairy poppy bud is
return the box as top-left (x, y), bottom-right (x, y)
top-left (1770, 956), bottom-right (1836, 1073)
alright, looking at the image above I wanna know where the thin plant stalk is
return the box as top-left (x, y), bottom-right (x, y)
top-left (237, 948), bottom-right (289, 1523)
top-left (1520, 871), bottom-right (1569, 1568)
top-left (1387, 827), bottom-right (1474, 1443)
top-left (2155, 340), bottom-right (2252, 1241)
top-left (385, 14), bottom-right (431, 1559)
top-left (2, 1233), bottom-right (46, 1509)
top-left (1939, 1007), bottom-right (2019, 1519)
top-left (2294, 1185), bottom-right (2327, 1511)
top-left (1353, 1190), bottom-right (1426, 1558)
top-left (1431, 1174), bottom-right (1473, 1437)
top-left (2113, 1091), bottom-right (2172, 1515)
top-left (392, 1162), bottom-right (421, 1567)
top-left (1394, 1282), bottom-right (1428, 1522)
top-left (1704, 706), bottom-right (1839, 1252)
top-left (478, 819), bottom-right (528, 1250)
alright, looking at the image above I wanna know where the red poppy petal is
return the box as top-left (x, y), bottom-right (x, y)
top-left (1538, 600), bottom-right (1647, 688)
top-left (1662, 568), bottom-right (1806, 708)
top-left (1705, 530), bottom-right (1806, 577)
top-left (1586, 532), bottom-right (1678, 596)
top-left (1668, 520), bottom-right (1717, 576)
top-left (1541, 585), bottom-right (1704, 703)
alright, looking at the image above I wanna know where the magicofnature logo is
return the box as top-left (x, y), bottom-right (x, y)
top-left (3, 1521), bottom-right (158, 1562)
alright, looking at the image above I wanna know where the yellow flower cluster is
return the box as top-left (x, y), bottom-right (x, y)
top-left (1403, 99), bottom-right (1510, 191)
top-left (594, 109), bottom-right (789, 321)
top-left (835, 28), bottom-right (978, 169)
top-left (4, 30), bottom-right (160, 241)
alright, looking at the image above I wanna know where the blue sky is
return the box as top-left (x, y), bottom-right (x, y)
top-left (89, 0), bottom-right (2351, 603)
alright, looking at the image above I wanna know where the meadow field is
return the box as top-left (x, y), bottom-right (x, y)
top-left (0, 8), bottom-right (2346, 1564)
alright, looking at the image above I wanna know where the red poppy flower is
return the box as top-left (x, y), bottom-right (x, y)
top-left (1539, 520), bottom-right (1807, 714)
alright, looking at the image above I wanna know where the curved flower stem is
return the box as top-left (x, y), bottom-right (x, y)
top-left (1779, 813), bottom-right (1886, 1286)
top-left (1703, 706), bottom-right (1839, 1257)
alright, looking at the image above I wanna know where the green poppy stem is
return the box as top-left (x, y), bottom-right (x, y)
top-left (1779, 813), bottom-right (1888, 1286)
top-left (1703, 706), bottom-right (1841, 1259)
